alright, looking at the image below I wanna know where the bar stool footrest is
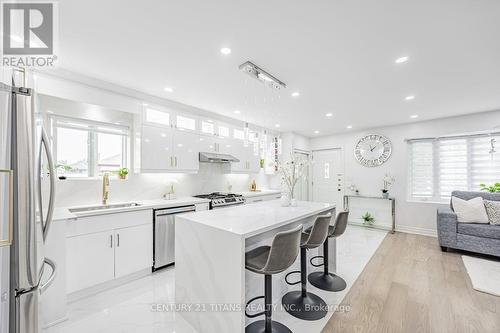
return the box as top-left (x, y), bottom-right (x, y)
top-left (284, 270), bottom-right (301, 286)
top-left (245, 295), bottom-right (265, 318)
top-left (310, 255), bottom-right (325, 268)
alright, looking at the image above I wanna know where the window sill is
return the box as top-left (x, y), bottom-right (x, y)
top-left (406, 199), bottom-right (448, 205)
top-left (57, 176), bottom-right (127, 181)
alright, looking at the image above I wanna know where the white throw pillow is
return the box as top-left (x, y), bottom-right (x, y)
top-left (484, 200), bottom-right (500, 225)
top-left (452, 196), bottom-right (489, 224)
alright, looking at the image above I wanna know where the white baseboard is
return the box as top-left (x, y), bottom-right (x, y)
top-left (396, 225), bottom-right (437, 238)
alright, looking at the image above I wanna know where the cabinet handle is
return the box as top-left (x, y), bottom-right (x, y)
top-left (110, 235), bottom-right (113, 248)
top-left (116, 233), bottom-right (120, 247)
top-left (175, 156), bottom-right (177, 167)
top-left (170, 156), bottom-right (173, 167)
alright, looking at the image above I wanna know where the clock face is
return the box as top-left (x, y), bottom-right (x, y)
top-left (354, 134), bottom-right (392, 167)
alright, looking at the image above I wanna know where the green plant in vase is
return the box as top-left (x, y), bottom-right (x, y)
top-left (117, 167), bottom-right (129, 180)
top-left (361, 212), bottom-right (375, 225)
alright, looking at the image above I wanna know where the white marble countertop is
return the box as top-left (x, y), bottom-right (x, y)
top-left (178, 200), bottom-right (334, 238)
top-left (52, 197), bottom-right (210, 221)
top-left (235, 189), bottom-right (281, 198)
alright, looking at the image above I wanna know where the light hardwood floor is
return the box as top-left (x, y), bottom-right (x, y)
top-left (322, 232), bottom-right (500, 333)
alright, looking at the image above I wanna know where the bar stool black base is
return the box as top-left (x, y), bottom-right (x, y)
top-left (245, 320), bottom-right (293, 333)
top-left (308, 271), bottom-right (347, 292)
top-left (281, 291), bottom-right (328, 321)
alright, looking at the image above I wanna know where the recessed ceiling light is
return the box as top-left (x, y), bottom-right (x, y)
top-left (405, 95), bottom-right (415, 101)
top-left (275, 124), bottom-right (281, 128)
top-left (346, 125), bottom-right (353, 129)
top-left (164, 87), bottom-right (174, 93)
top-left (395, 56), bottom-right (409, 64)
top-left (314, 130), bottom-right (319, 134)
top-left (47, 110), bottom-right (54, 114)
top-left (325, 113), bottom-right (333, 117)
top-left (291, 91), bottom-right (300, 97)
top-left (233, 110), bottom-right (241, 114)
top-left (220, 47), bottom-right (231, 55)
top-left (142, 103), bottom-right (148, 106)
top-left (410, 114), bottom-right (419, 119)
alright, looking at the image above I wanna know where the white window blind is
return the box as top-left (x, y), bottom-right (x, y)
top-left (408, 135), bottom-right (500, 202)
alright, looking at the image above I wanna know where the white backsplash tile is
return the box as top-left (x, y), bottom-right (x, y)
top-left (48, 163), bottom-right (280, 207)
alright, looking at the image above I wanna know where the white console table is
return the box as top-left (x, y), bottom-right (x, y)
top-left (343, 195), bottom-right (395, 233)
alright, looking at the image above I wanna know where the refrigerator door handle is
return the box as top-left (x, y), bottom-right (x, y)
top-left (0, 169), bottom-right (13, 247)
top-left (38, 127), bottom-right (56, 243)
top-left (38, 257), bottom-right (57, 295)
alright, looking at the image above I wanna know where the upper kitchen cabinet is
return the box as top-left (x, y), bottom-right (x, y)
top-left (138, 106), bottom-right (200, 173)
top-left (172, 129), bottom-right (199, 171)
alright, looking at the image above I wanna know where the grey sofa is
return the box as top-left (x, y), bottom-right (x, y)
top-left (437, 191), bottom-right (500, 257)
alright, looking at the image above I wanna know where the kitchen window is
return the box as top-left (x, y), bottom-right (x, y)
top-left (408, 134), bottom-right (500, 202)
top-left (51, 116), bottom-right (129, 178)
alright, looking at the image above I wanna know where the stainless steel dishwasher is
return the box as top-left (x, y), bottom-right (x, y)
top-left (153, 205), bottom-right (196, 271)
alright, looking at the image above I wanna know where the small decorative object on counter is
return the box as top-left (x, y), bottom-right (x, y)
top-left (56, 163), bottom-right (72, 180)
top-left (381, 173), bottom-right (395, 199)
top-left (163, 182), bottom-right (177, 200)
top-left (277, 154), bottom-right (308, 206)
top-left (117, 167), bottom-right (129, 180)
top-left (250, 180), bottom-right (257, 192)
top-left (280, 192), bottom-right (291, 207)
top-left (361, 212), bottom-right (375, 225)
top-left (227, 181), bottom-right (233, 192)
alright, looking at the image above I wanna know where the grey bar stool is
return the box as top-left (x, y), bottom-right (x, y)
top-left (282, 215), bottom-right (331, 321)
top-left (245, 224), bottom-right (303, 333)
top-left (308, 211), bottom-right (349, 292)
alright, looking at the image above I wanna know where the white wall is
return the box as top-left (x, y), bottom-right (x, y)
top-left (310, 110), bottom-right (500, 236)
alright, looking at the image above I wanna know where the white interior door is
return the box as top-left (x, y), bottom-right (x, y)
top-left (293, 151), bottom-right (310, 201)
top-left (312, 148), bottom-right (344, 208)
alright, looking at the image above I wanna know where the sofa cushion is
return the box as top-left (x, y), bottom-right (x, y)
top-left (451, 191), bottom-right (500, 210)
top-left (451, 196), bottom-right (489, 223)
top-left (457, 223), bottom-right (500, 240)
top-left (484, 200), bottom-right (500, 225)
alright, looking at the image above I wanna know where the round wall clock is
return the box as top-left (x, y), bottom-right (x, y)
top-left (354, 134), bottom-right (392, 167)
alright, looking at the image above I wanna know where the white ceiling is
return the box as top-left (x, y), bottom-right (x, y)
top-left (58, 0), bottom-right (500, 137)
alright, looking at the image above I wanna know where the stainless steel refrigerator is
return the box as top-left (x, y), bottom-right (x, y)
top-left (0, 69), bottom-right (56, 333)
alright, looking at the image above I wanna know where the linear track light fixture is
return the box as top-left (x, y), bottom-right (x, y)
top-left (239, 61), bottom-right (287, 90)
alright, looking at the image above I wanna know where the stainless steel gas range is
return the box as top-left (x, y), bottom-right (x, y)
top-left (193, 192), bottom-right (246, 209)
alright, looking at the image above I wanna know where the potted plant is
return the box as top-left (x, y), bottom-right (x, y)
top-left (361, 212), bottom-right (375, 225)
top-left (55, 163), bottom-right (72, 180)
top-left (117, 167), bottom-right (129, 180)
top-left (382, 174), bottom-right (395, 199)
top-left (480, 182), bottom-right (500, 193)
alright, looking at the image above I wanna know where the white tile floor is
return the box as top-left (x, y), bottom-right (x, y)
top-left (44, 226), bottom-right (387, 333)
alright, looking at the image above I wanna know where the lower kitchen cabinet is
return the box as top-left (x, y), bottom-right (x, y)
top-left (66, 231), bottom-right (115, 294)
top-left (66, 210), bottom-right (153, 295)
top-left (114, 224), bottom-right (152, 278)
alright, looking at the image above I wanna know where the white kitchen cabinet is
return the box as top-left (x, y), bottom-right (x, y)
top-left (66, 210), bottom-right (153, 295)
top-left (199, 135), bottom-right (227, 154)
top-left (66, 231), bottom-right (115, 294)
top-left (245, 193), bottom-right (282, 203)
top-left (141, 124), bottom-right (172, 171)
top-left (172, 130), bottom-right (199, 171)
top-left (114, 224), bottom-right (152, 278)
top-left (141, 124), bottom-right (199, 172)
top-left (229, 140), bottom-right (261, 173)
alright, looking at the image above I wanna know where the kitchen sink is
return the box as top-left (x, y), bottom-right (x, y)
top-left (69, 202), bottom-right (142, 214)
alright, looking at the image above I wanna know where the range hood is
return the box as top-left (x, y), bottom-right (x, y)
top-left (199, 152), bottom-right (240, 163)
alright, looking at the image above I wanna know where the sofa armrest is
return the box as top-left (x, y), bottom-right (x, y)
top-left (437, 208), bottom-right (458, 233)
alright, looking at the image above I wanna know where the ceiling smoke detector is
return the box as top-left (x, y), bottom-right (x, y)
top-left (239, 61), bottom-right (286, 90)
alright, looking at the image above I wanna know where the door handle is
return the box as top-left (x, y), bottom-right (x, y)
top-left (0, 169), bottom-right (13, 247)
top-left (116, 233), bottom-right (120, 247)
top-left (38, 257), bottom-right (56, 295)
top-left (38, 128), bottom-right (56, 243)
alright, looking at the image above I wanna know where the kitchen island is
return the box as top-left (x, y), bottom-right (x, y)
top-left (175, 200), bottom-right (335, 333)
